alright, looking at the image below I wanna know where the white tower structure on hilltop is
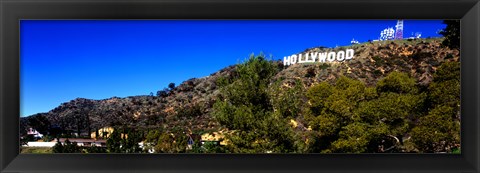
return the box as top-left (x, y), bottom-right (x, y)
top-left (394, 20), bottom-right (404, 40)
top-left (351, 38), bottom-right (359, 44)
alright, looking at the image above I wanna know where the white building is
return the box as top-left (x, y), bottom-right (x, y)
top-left (27, 128), bottom-right (43, 139)
top-left (351, 38), bottom-right (360, 44)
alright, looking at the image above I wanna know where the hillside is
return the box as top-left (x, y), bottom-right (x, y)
top-left (275, 38), bottom-right (458, 88)
top-left (21, 37), bottom-right (460, 153)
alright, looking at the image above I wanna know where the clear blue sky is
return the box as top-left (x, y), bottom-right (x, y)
top-left (20, 20), bottom-right (446, 117)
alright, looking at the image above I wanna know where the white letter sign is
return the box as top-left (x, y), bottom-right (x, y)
top-left (283, 48), bottom-right (355, 66)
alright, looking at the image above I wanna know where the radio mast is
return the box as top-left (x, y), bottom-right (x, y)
top-left (395, 20), bottom-right (404, 40)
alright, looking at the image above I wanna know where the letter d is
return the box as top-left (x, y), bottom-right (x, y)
top-left (346, 49), bottom-right (355, 60)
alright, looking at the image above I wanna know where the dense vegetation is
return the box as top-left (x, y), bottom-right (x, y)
top-left (439, 20), bottom-right (460, 49)
top-left (210, 55), bottom-right (460, 153)
top-left (43, 55), bottom-right (460, 154)
top-left (213, 55), bottom-right (300, 153)
top-left (21, 49), bottom-right (461, 154)
top-left (21, 21), bottom-right (461, 154)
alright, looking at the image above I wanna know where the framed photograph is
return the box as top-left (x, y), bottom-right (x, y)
top-left (1, 0), bottom-right (479, 172)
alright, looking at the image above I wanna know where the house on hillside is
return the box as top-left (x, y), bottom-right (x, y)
top-left (26, 128), bottom-right (43, 139)
top-left (186, 134), bottom-right (201, 150)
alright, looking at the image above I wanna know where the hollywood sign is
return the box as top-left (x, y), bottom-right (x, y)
top-left (283, 49), bottom-right (355, 66)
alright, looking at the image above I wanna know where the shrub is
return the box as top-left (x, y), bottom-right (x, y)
top-left (376, 71), bottom-right (417, 94)
top-left (168, 83), bottom-right (176, 90)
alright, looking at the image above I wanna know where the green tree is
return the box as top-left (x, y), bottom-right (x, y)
top-left (304, 73), bottom-right (423, 153)
top-left (305, 82), bottom-right (334, 116)
top-left (411, 61), bottom-right (461, 153)
top-left (411, 105), bottom-right (460, 152)
top-left (359, 72), bottom-right (424, 147)
top-left (270, 79), bottom-right (306, 119)
top-left (85, 145), bottom-right (107, 153)
top-left (213, 54), bottom-right (298, 153)
top-left (155, 133), bottom-right (175, 153)
top-left (171, 133), bottom-right (188, 153)
top-left (106, 128), bottom-right (122, 153)
top-left (121, 129), bottom-right (143, 153)
top-left (433, 61), bottom-right (460, 83)
top-left (52, 141), bottom-right (64, 153)
top-left (157, 90), bottom-right (168, 97)
top-left (106, 128), bottom-right (144, 153)
top-left (356, 92), bottom-right (425, 136)
top-left (52, 139), bottom-right (81, 153)
top-left (144, 129), bottom-right (162, 152)
top-left (376, 71), bottom-right (417, 94)
top-left (329, 122), bottom-right (389, 153)
top-left (147, 131), bottom-right (189, 153)
top-left (201, 142), bottom-right (227, 153)
top-left (428, 61), bottom-right (460, 108)
top-left (305, 76), bottom-right (375, 152)
top-left (439, 20), bottom-right (460, 49)
top-left (168, 83), bottom-right (176, 90)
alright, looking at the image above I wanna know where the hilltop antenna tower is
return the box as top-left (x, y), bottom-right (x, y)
top-left (395, 20), bottom-right (404, 40)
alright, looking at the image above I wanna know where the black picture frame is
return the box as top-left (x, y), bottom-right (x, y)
top-left (1, 0), bottom-right (479, 172)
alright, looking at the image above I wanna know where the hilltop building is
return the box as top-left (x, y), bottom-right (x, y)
top-left (351, 38), bottom-right (360, 44)
top-left (26, 128), bottom-right (43, 139)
